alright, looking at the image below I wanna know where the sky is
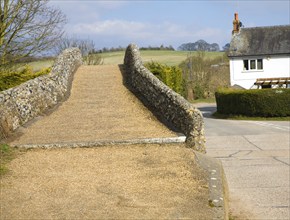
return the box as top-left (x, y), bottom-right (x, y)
top-left (49, 0), bottom-right (290, 50)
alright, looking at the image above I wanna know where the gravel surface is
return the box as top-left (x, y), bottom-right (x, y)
top-left (1, 144), bottom-right (213, 219)
top-left (1, 65), bottom-right (215, 219)
top-left (9, 65), bottom-right (177, 146)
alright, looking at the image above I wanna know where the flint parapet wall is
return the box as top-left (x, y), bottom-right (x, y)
top-left (124, 44), bottom-right (206, 153)
top-left (0, 48), bottom-right (82, 140)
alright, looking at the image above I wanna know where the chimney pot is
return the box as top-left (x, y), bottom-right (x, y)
top-left (234, 13), bottom-right (239, 21)
top-left (232, 12), bottom-right (240, 35)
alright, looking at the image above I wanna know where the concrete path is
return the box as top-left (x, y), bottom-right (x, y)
top-left (9, 65), bottom-right (177, 146)
top-left (196, 103), bottom-right (290, 220)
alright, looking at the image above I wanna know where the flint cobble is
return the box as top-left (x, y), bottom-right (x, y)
top-left (0, 48), bottom-right (82, 140)
top-left (124, 44), bottom-right (206, 153)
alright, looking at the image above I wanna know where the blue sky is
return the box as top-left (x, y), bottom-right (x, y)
top-left (49, 0), bottom-right (290, 50)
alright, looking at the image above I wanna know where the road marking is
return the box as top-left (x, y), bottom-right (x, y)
top-left (245, 121), bottom-right (290, 131)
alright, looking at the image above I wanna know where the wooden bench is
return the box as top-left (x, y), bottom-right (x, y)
top-left (254, 77), bottom-right (290, 88)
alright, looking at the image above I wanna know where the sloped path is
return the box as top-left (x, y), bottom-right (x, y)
top-left (1, 145), bottom-right (213, 220)
top-left (9, 65), bottom-right (177, 146)
top-left (1, 67), bottom-right (217, 219)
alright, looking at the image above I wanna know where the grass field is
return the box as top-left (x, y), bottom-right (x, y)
top-left (0, 144), bottom-right (16, 176)
top-left (0, 50), bottom-right (226, 93)
top-left (25, 50), bottom-right (225, 68)
top-left (28, 59), bottom-right (54, 72)
top-left (100, 50), bottom-right (225, 66)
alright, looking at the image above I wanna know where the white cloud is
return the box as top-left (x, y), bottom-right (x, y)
top-left (49, 0), bottom-right (287, 49)
top-left (66, 19), bottom-right (230, 48)
top-left (71, 20), bottom-right (147, 36)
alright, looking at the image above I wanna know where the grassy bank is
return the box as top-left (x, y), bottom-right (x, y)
top-left (100, 50), bottom-right (225, 66)
top-left (213, 112), bottom-right (290, 121)
top-left (28, 59), bottom-right (54, 72)
top-left (0, 144), bottom-right (16, 176)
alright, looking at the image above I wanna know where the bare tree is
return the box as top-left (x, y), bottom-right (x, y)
top-left (54, 36), bottom-right (104, 65)
top-left (0, 0), bottom-right (66, 65)
top-left (54, 36), bottom-right (95, 56)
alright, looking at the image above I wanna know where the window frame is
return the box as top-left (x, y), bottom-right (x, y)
top-left (243, 58), bottom-right (264, 72)
top-left (257, 59), bottom-right (263, 70)
top-left (250, 60), bottom-right (256, 70)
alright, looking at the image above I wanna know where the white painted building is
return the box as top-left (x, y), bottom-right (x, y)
top-left (228, 14), bottom-right (290, 89)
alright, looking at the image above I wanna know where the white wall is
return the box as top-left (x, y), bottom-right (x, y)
top-left (230, 55), bottom-right (290, 89)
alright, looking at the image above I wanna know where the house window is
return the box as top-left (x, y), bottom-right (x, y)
top-left (250, 60), bottom-right (256, 69)
top-left (257, 59), bottom-right (263, 69)
top-left (243, 59), bottom-right (263, 71)
top-left (243, 60), bottom-right (249, 70)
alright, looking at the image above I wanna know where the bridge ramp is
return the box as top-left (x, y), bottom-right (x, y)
top-left (9, 65), bottom-right (177, 146)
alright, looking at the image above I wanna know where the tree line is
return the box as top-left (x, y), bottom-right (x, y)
top-left (96, 44), bottom-right (175, 53)
top-left (178, 40), bottom-right (230, 52)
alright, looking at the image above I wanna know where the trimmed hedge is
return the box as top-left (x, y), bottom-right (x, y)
top-left (215, 88), bottom-right (290, 117)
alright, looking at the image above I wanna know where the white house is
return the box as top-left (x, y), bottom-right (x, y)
top-left (228, 13), bottom-right (290, 89)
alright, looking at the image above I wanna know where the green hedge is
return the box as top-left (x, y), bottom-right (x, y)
top-left (0, 65), bottom-right (51, 91)
top-left (144, 61), bottom-right (186, 97)
top-left (215, 88), bottom-right (290, 117)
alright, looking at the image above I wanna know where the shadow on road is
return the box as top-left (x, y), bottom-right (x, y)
top-left (197, 106), bottom-right (217, 118)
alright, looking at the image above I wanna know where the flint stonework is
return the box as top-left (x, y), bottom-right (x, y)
top-left (124, 44), bottom-right (206, 153)
top-left (0, 48), bottom-right (82, 140)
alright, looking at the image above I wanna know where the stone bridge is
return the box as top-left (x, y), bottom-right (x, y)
top-left (0, 44), bottom-right (205, 153)
top-left (0, 45), bottom-right (230, 219)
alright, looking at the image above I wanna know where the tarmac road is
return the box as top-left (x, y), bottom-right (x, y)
top-left (196, 103), bottom-right (290, 220)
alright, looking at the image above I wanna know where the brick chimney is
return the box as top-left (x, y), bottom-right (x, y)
top-left (232, 13), bottom-right (240, 35)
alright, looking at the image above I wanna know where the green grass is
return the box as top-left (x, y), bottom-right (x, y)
top-left (100, 51), bottom-right (125, 65)
top-left (0, 144), bottom-right (15, 176)
top-left (28, 59), bottom-right (54, 72)
top-left (141, 50), bottom-right (189, 66)
top-left (213, 112), bottom-right (290, 121)
top-left (100, 50), bottom-right (225, 66)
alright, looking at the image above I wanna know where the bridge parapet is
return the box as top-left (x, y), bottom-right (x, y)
top-left (0, 48), bottom-right (82, 140)
top-left (124, 44), bottom-right (206, 153)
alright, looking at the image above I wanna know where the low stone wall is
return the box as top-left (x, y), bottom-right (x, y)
top-left (124, 44), bottom-right (206, 153)
top-left (0, 48), bottom-right (82, 140)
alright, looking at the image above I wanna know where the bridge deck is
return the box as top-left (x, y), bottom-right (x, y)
top-left (9, 65), bottom-right (177, 146)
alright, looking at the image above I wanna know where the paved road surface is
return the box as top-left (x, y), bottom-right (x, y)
top-left (196, 103), bottom-right (290, 220)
